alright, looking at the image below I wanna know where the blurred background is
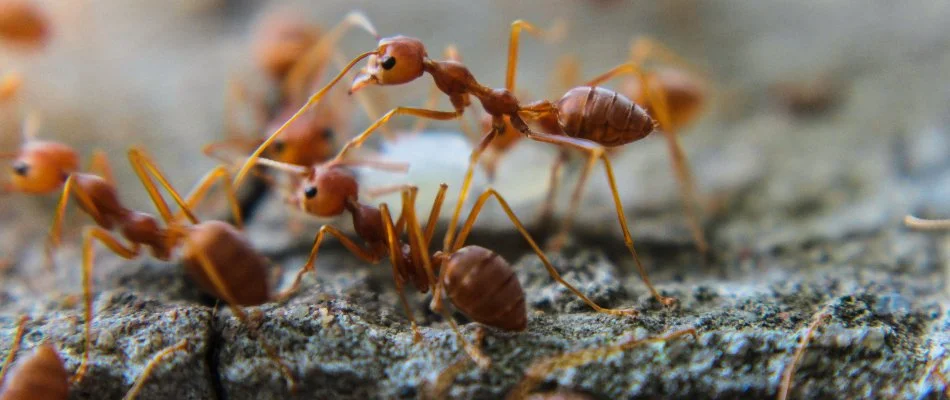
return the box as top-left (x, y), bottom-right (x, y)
top-left (2, 0), bottom-right (950, 294)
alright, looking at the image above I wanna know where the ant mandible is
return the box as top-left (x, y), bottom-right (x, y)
top-left (45, 148), bottom-right (297, 392)
top-left (0, 315), bottom-right (190, 400)
top-left (254, 156), bottom-right (636, 368)
top-left (234, 17), bottom-right (684, 306)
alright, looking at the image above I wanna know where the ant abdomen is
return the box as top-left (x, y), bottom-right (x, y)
top-left (181, 221), bottom-right (270, 306)
top-left (440, 246), bottom-right (527, 332)
top-left (556, 86), bottom-right (656, 147)
top-left (0, 344), bottom-right (69, 400)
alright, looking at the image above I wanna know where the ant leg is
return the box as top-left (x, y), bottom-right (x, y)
top-left (189, 248), bottom-right (297, 393)
top-left (122, 339), bottom-right (190, 400)
top-left (505, 19), bottom-right (567, 92)
top-left (778, 309), bottom-right (832, 400)
top-left (328, 50), bottom-right (393, 140)
top-left (283, 11), bottom-right (378, 102)
top-left (510, 327), bottom-right (697, 398)
top-left (905, 215), bottom-right (950, 231)
top-left (548, 54), bottom-right (581, 100)
top-left (0, 315), bottom-right (29, 383)
top-left (524, 130), bottom-right (676, 307)
top-left (443, 126), bottom-right (499, 254)
top-left (127, 148), bottom-right (197, 225)
top-left (171, 165), bottom-right (244, 228)
top-left (423, 184), bottom-right (449, 247)
top-left (276, 224), bottom-right (379, 301)
top-left (379, 203), bottom-right (423, 342)
top-left (234, 50), bottom-right (377, 186)
top-left (48, 175), bottom-right (106, 249)
top-left (424, 327), bottom-right (486, 400)
top-left (331, 107), bottom-right (461, 163)
top-left (20, 111), bottom-right (40, 141)
top-left (453, 188), bottom-right (637, 317)
top-left (87, 150), bottom-right (115, 186)
top-left (535, 148), bottom-right (570, 228)
top-left (74, 227), bottom-right (143, 384)
top-left (628, 36), bottom-right (701, 74)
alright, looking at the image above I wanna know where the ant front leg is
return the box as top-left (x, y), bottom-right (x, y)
top-left (87, 150), bottom-right (114, 186)
top-left (443, 125), bottom-right (500, 254)
top-left (523, 129), bottom-right (677, 307)
top-left (534, 148), bottom-right (570, 229)
top-left (276, 224), bottom-right (380, 302)
top-left (331, 107), bottom-right (461, 163)
top-left (508, 327), bottom-right (697, 399)
top-left (905, 215), bottom-right (950, 231)
top-left (452, 187), bottom-right (638, 318)
top-left (171, 165), bottom-right (244, 229)
top-left (122, 339), bottom-right (190, 400)
top-left (127, 148), bottom-right (198, 225)
top-left (75, 226), bottom-right (143, 384)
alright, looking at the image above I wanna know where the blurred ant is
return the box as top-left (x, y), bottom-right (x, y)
top-left (235, 17), bottom-right (691, 306)
top-left (0, 0), bottom-right (49, 50)
top-left (904, 215), bottom-right (950, 231)
top-left (0, 315), bottom-right (190, 399)
top-left (423, 327), bottom-right (697, 399)
top-left (254, 156), bottom-right (636, 368)
top-left (45, 148), bottom-right (298, 392)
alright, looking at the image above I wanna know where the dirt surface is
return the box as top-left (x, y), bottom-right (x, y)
top-left (1, 0), bottom-right (950, 399)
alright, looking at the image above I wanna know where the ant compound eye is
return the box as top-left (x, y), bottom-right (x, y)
top-left (381, 56), bottom-right (396, 70)
top-left (273, 140), bottom-right (285, 153)
top-left (12, 161), bottom-right (29, 176)
top-left (321, 128), bottom-right (334, 140)
top-left (303, 186), bottom-right (317, 199)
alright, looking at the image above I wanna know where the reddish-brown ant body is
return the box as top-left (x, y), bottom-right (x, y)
top-left (235, 18), bottom-right (689, 306)
top-left (0, 316), bottom-right (190, 400)
top-left (45, 148), bottom-right (297, 391)
top-left (1, 114), bottom-right (83, 196)
top-left (255, 156), bottom-right (634, 367)
top-left (0, 0), bottom-right (49, 49)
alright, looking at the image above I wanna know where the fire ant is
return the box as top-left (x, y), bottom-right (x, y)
top-left (0, 0), bottom-right (49, 50)
top-left (234, 17), bottom-right (688, 307)
top-left (423, 327), bottom-right (697, 399)
top-left (1, 113), bottom-right (95, 196)
top-left (0, 315), bottom-right (190, 399)
top-left (204, 10), bottom-right (382, 170)
top-left (253, 156), bottom-right (635, 368)
top-left (45, 147), bottom-right (297, 391)
top-left (904, 215), bottom-right (950, 231)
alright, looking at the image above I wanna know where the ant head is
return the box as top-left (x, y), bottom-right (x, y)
top-left (265, 106), bottom-right (336, 166)
top-left (8, 141), bottom-right (79, 194)
top-left (252, 11), bottom-right (318, 80)
top-left (351, 36), bottom-right (427, 93)
top-left (297, 164), bottom-right (358, 217)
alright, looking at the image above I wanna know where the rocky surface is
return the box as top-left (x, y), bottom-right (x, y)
top-left (2, 0), bottom-right (950, 399)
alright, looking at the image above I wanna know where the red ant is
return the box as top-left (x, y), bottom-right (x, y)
top-left (0, 113), bottom-right (93, 196)
top-left (45, 147), bottom-right (298, 391)
top-left (0, 0), bottom-right (49, 50)
top-left (203, 11), bottom-right (382, 170)
top-left (0, 315), bottom-right (190, 400)
top-left (253, 156), bottom-right (636, 368)
top-left (234, 17), bottom-right (690, 306)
